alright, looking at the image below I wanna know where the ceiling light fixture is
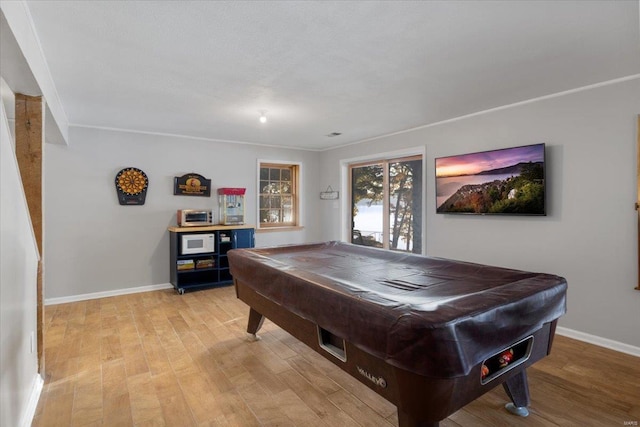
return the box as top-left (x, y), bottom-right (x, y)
top-left (259, 111), bottom-right (267, 124)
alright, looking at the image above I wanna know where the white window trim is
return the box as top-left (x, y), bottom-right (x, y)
top-left (256, 159), bottom-right (303, 230)
top-left (339, 146), bottom-right (426, 254)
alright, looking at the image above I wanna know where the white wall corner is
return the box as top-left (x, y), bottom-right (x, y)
top-left (19, 374), bottom-right (43, 427)
top-left (0, 0), bottom-right (69, 145)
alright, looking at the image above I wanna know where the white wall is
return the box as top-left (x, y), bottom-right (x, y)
top-left (0, 3), bottom-right (69, 145)
top-left (319, 78), bottom-right (640, 349)
top-left (44, 79), bottom-right (640, 352)
top-left (0, 101), bottom-right (41, 426)
top-left (44, 126), bottom-right (322, 300)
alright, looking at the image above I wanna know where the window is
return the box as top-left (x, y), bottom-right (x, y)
top-left (258, 162), bottom-right (300, 228)
top-left (350, 155), bottom-right (422, 253)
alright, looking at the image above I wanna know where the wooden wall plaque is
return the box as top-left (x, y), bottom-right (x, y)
top-left (174, 173), bottom-right (211, 197)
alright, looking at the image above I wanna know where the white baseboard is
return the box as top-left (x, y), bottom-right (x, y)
top-left (44, 283), bottom-right (173, 305)
top-left (20, 373), bottom-right (43, 427)
top-left (556, 326), bottom-right (640, 358)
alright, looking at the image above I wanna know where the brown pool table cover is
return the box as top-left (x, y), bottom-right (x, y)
top-left (228, 241), bottom-right (567, 379)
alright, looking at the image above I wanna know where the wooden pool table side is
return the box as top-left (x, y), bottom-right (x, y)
top-left (235, 277), bottom-right (557, 427)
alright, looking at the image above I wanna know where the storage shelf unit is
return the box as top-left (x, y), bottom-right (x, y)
top-left (168, 225), bottom-right (255, 294)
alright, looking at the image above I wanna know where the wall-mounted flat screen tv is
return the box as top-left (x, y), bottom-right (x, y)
top-left (435, 143), bottom-right (545, 215)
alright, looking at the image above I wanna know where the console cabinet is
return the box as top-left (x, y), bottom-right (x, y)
top-left (168, 225), bottom-right (255, 294)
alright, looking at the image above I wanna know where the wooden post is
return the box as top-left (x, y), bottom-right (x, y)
top-left (15, 93), bottom-right (45, 374)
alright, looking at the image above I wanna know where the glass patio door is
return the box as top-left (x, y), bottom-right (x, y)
top-left (350, 156), bottom-right (422, 253)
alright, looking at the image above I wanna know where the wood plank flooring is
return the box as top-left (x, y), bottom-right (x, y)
top-left (33, 286), bottom-right (640, 426)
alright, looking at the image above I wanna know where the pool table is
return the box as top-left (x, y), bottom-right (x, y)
top-left (228, 242), bottom-right (567, 427)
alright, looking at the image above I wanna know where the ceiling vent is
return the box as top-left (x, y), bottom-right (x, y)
top-left (326, 132), bottom-right (342, 137)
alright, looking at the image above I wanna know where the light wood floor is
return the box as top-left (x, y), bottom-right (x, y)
top-left (33, 286), bottom-right (640, 427)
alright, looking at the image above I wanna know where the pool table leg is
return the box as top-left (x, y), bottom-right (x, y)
top-left (247, 307), bottom-right (265, 337)
top-left (502, 370), bottom-right (530, 417)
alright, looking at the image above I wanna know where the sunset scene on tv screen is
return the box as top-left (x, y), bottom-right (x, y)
top-left (436, 144), bottom-right (545, 215)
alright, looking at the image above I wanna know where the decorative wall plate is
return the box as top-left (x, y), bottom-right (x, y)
top-left (320, 185), bottom-right (339, 200)
top-left (115, 167), bottom-right (148, 205)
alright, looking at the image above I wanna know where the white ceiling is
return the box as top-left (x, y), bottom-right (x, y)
top-left (21, 1), bottom-right (640, 151)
